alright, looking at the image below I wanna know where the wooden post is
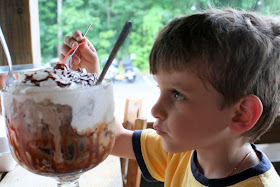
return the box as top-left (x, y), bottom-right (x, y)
top-left (0, 0), bottom-right (41, 66)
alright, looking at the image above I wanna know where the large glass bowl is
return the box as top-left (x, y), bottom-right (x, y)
top-left (1, 80), bottom-right (115, 186)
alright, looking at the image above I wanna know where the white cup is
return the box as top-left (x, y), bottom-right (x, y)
top-left (0, 137), bottom-right (17, 172)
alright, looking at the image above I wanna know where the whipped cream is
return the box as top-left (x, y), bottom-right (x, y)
top-left (2, 63), bottom-right (115, 134)
top-left (5, 63), bottom-right (98, 94)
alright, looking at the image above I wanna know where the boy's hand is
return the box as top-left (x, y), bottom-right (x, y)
top-left (59, 30), bottom-right (100, 74)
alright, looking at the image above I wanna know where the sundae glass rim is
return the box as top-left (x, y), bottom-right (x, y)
top-left (0, 79), bottom-right (112, 96)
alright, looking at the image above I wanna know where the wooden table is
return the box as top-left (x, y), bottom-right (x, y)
top-left (0, 155), bottom-right (123, 187)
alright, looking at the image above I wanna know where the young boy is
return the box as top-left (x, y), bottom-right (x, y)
top-left (60, 8), bottom-right (280, 186)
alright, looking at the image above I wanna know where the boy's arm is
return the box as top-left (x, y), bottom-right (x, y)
top-left (111, 119), bottom-right (136, 159)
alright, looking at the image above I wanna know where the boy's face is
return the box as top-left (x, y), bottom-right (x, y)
top-left (152, 69), bottom-right (233, 153)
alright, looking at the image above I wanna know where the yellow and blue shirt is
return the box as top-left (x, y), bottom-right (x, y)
top-left (132, 129), bottom-right (280, 187)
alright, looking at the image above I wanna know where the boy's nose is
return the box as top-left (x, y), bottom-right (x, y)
top-left (151, 98), bottom-right (167, 120)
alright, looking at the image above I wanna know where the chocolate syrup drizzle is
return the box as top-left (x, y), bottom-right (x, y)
top-left (22, 63), bottom-right (98, 87)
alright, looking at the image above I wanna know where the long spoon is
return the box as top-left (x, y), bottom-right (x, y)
top-left (96, 21), bottom-right (132, 84)
top-left (0, 26), bottom-right (16, 87)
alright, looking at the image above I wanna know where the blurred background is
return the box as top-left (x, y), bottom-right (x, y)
top-left (39, 0), bottom-right (280, 72)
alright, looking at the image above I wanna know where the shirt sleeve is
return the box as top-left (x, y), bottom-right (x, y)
top-left (132, 129), bottom-right (170, 182)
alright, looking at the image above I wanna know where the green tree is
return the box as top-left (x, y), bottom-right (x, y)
top-left (39, 0), bottom-right (58, 62)
top-left (39, 0), bottom-right (280, 72)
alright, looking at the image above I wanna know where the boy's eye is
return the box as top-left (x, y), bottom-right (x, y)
top-left (172, 89), bottom-right (185, 100)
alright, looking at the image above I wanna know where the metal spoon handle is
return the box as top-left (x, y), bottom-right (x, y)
top-left (0, 26), bottom-right (13, 72)
top-left (97, 21), bottom-right (132, 84)
top-left (71, 24), bottom-right (92, 56)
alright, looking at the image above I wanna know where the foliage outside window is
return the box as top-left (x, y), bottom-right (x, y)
top-left (39, 0), bottom-right (280, 73)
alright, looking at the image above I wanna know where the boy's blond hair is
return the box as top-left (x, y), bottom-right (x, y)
top-left (149, 8), bottom-right (280, 142)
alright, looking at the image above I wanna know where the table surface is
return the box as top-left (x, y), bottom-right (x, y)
top-left (0, 155), bottom-right (123, 187)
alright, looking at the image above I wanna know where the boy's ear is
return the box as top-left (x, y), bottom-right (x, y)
top-left (229, 95), bottom-right (263, 133)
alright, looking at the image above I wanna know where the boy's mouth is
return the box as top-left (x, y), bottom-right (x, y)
top-left (153, 121), bottom-right (166, 135)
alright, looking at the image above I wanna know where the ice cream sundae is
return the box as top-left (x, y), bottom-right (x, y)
top-left (1, 63), bottom-right (115, 180)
